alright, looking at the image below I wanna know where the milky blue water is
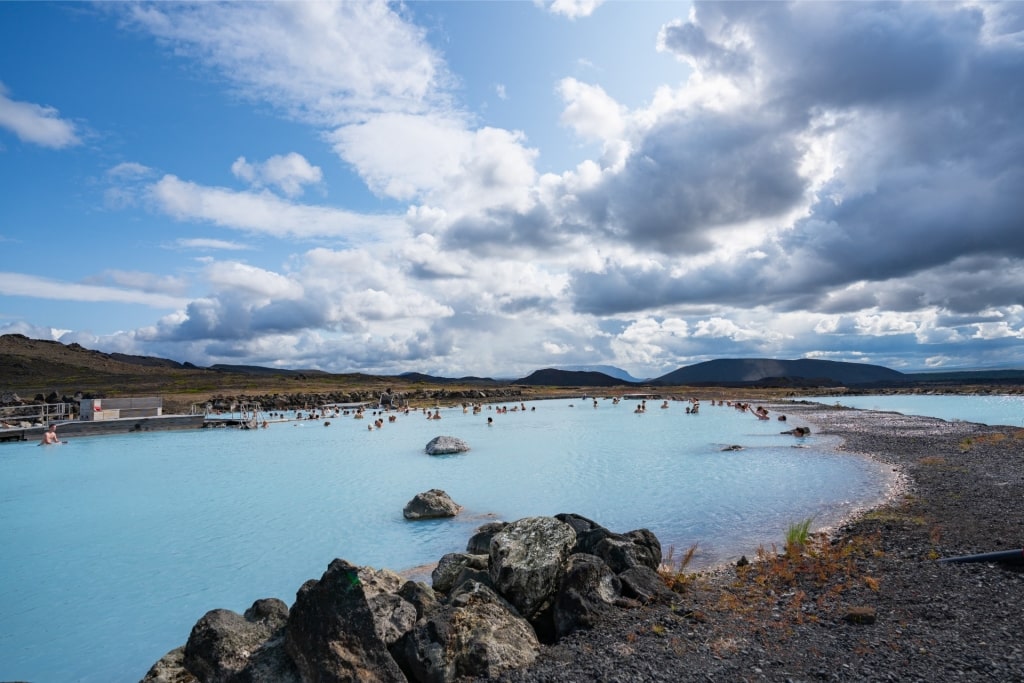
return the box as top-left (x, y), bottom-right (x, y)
top-left (1, 398), bottom-right (896, 683)
top-left (804, 394), bottom-right (1024, 428)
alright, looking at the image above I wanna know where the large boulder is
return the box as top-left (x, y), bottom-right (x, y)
top-left (140, 647), bottom-right (197, 683)
top-left (358, 567), bottom-right (419, 647)
top-left (556, 513), bottom-right (661, 572)
top-left (552, 553), bottom-right (622, 639)
top-left (181, 598), bottom-right (293, 683)
top-left (285, 559), bottom-right (408, 683)
top-left (593, 528), bottom-right (662, 573)
top-left (431, 552), bottom-right (490, 593)
top-left (397, 580), bottom-right (440, 621)
top-left (394, 580), bottom-right (540, 682)
top-left (465, 521), bottom-right (507, 554)
top-left (424, 436), bottom-right (470, 455)
top-left (403, 489), bottom-right (462, 520)
top-left (488, 516), bottom-right (577, 620)
top-left (618, 564), bottom-right (676, 604)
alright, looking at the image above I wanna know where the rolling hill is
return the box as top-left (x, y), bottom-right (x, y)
top-left (5, 334), bottom-right (1024, 399)
top-left (653, 358), bottom-right (906, 387)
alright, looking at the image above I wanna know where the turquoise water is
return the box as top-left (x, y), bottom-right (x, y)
top-left (804, 394), bottom-right (1024, 428)
top-left (1, 399), bottom-right (893, 682)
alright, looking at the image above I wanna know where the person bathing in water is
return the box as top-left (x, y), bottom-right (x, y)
top-left (39, 424), bottom-right (67, 445)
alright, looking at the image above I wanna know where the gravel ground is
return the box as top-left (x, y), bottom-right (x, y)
top-left (485, 403), bottom-right (1024, 683)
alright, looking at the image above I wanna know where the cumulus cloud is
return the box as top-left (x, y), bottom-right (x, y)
top-left (42, 1), bottom-right (1024, 375)
top-left (330, 114), bottom-right (539, 214)
top-left (0, 83), bottom-right (80, 148)
top-left (558, 0), bottom-right (1024, 330)
top-left (538, 0), bottom-right (605, 20)
top-left (231, 153), bottom-right (323, 197)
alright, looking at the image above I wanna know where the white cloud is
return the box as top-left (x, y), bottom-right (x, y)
top-left (231, 153), bottom-right (322, 197)
top-left (538, 0), bottom-right (605, 20)
top-left (557, 78), bottom-right (627, 145)
top-left (330, 114), bottom-right (538, 214)
top-left (0, 272), bottom-right (187, 308)
top-left (0, 82), bottom-right (80, 148)
top-left (855, 313), bottom-right (919, 337)
top-left (170, 238), bottom-right (252, 251)
top-left (148, 174), bottom-right (405, 240)
top-left (107, 162), bottom-right (153, 179)
top-left (122, 1), bottom-right (447, 126)
top-left (203, 261), bottom-right (304, 300)
top-left (693, 316), bottom-right (781, 343)
top-left (971, 321), bottom-right (1024, 340)
top-left (84, 270), bottom-right (190, 296)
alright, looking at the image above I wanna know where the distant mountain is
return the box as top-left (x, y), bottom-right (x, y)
top-left (903, 369), bottom-right (1024, 384)
top-left (397, 372), bottom-right (499, 385)
top-left (513, 368), bottom-right (638, 387)
top-left (654, 358), bottom-right (906, 387)
top-left (209, 364), bottom-right (331, 377)
top-left (555, 365), bottom-right (645, 383)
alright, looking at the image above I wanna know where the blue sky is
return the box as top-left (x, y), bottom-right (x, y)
top-left (2, 1), bottom-right (1023, 378)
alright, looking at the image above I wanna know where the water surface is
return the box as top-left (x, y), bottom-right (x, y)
top-left (804, 393), bottom-right (1024, 427)
top-left (1, 398), bottom-right (893, 682)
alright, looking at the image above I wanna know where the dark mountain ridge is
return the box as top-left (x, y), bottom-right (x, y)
top-left (653, 358), bottom-right (906, 387)
top-left (4, 334), bottom-right (1024, 391)
top-left (514, 368), bottom-right (640, 388)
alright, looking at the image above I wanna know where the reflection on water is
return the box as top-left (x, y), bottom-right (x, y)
top-left (0, 398), bottom-right (893, 682)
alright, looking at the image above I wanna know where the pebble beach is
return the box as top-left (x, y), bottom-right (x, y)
top-left (488, 402), bottom-right (1024, 682)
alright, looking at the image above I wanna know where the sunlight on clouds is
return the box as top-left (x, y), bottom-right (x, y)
top-left (0, 83), bottom-right (80, 149)
top-left (542, 341), bottom-right (572, 355)
top-left (855, 313), bottom-right (919, 336)
top-left (298, 247), bottom-right (454, 323)
top-left (971, 321), bottom-right (1024, 340)
top-left (693, 316), bottom-right (779, 343)
top-left (124, 1), bottom-right (446, 126)
top-left (557, 78), bottom-right (627, 144)
top-left (331, 113), bottom-right (538, 214)
top-left (611, 317), bottom-right (690, 367)
top-left (203, 261), bottom-right (304, 300)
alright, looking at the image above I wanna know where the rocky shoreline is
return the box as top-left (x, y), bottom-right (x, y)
top-left (142, 403), bottom-right (1024, 682)
top-left (489, 403), bottom-right (1024, 682)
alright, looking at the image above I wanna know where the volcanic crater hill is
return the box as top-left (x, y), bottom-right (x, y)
top-left (653, 358), bottom-right (907, 387)
top-left (513, 368), bottom-right (640, 388)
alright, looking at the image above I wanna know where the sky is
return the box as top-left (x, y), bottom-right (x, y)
top-left (1, 1), bottom-right (1023, 379)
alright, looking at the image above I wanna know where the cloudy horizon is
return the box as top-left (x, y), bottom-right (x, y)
top-left (2, 1), bottom-right (1023, 378)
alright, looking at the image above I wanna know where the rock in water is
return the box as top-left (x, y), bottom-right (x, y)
top-left (424, 435), bottom-right (470, 455)
top-left (403, 489), bottom-right (462, 519)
